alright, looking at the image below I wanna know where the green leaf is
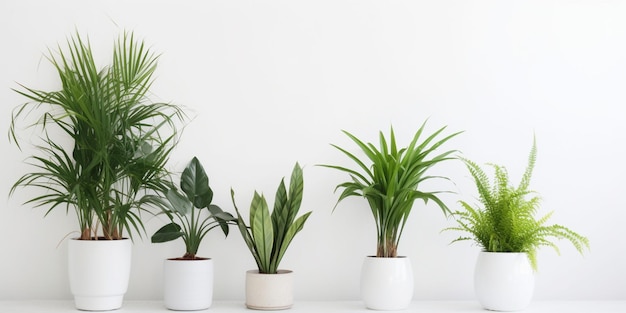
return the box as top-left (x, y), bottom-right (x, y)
top-left (232, 163), bottom-right (311, 274)
top-left (230, 189), bottom-right (262, 270)
top-left (286, 163), bottom-right (304, 224)
top-left (444, 138), bottom-right (589, 271)
top-left (180, 156), bottom-right (213, 208)
top-left (208, 204), bottom-right (235, 236)
top-left (151, 223), bottom-right (183, 243)
top-left (166, 189), bottom-right (192, 215)
top-left (319, 122), bottom-right (461, 257)
top-left (271, 179), bottom-right (289, 252)
top-left (273, 211), bottom-right (311, 272)
top-left (251, 194), bottom-right (274, 273)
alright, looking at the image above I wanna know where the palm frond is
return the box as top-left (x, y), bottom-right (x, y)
top-left (321, 122), bottom-right (461, 257)
top-left (9, 31), bottom-right (185, 240)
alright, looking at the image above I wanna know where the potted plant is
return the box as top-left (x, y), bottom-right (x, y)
top-left (151, 156), bottom-right (236, 310)
top-left (443, 138), bottom-right (589, 311)
top-left (320, 121), bottom-right (461, 310)
top-left (230, 163), bottom-right (312, 310)
top-left (8, 32), bottom-right (184, 311)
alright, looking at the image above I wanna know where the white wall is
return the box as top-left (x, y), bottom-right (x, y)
top-left (1, 0), bottom-right (625, 301)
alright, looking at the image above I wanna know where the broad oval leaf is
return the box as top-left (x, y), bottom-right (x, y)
top-left (166, 189), bottom-right (192, 215)
top-left (180, 157), bottom-right (213, 208)
top-left (151, 222), bottom-right (183, 243)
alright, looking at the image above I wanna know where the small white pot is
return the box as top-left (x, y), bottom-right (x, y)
top-left (163, 258), bottom-right (214, 311)
top-left (68, 238), bottom-right (132, 311)
top-left (245, 269), bottom-right (294, 310)
top-left (360, 256), bottom-right (414, 310)
top-left (474, 251), bottom-right (535, 311)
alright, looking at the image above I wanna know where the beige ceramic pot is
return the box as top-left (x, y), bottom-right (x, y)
top-left (245, 269), bottom-right (294, 310)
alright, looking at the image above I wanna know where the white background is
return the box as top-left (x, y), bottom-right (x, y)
top-left (1, 0), bottom-right (624, 301)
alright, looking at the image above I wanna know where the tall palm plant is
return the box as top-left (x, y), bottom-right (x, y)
top-left (321, 121), bottom-right (461, 257)
top-left (9, 31), bottom-right (185, 240)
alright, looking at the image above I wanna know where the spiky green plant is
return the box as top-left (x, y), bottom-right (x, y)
top-left (151, 157), bottom-right (236, 259)
top-left (444, 139), bottom-right (589, 270)
top-left (320, 121), bottom-right (461, 257)
top-left (230, 163), bottom-right (312, 274)
top-left (9, 31), bottom-right (185, 240)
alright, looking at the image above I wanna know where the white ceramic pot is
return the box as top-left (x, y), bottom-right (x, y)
top-left (245, 270), bottom-right (294, 310)
top-left (163, 258), bottom-right (214, 310)
top-left (68, 238), bottom-right (132, 311)
top-left (360, 256), bottom-right (414, 310)
top-left (474, 251), bottom-right (535, 311)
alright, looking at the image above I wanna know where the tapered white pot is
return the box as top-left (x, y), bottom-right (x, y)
top-left (360, 256), bottom-right (414, 310)
top-left (474, 251), bottom-right (535, 311)
top-left (163, 258), bottom-right (214, 310)
top-left (68, 238), bottom-right (132, 311)
top-left (245, 270), bottom-right (294, 310)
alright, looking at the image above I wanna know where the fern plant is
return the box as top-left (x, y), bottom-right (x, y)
top-left (8, 31), bottom-right (184, 240)
top-left (444, 139), bottom-right (589, 270)
top-left (230, 163), bottom-right (312, 274)
top-left (320, 121), bottom-right (461, 257)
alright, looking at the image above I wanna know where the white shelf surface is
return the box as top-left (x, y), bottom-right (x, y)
top-left (0, 300), bottom-right (625, 312)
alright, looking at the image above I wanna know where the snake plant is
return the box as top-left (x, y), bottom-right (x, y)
top-left (231, 163), bottom-right (312, 274)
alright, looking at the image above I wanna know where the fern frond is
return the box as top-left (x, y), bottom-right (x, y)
top-left (444, 138), bottom-right (589, 271)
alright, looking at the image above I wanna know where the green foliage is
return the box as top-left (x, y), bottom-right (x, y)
top-left (444, 139), bottom-right (589, 270)
top-left (8, 31), bottom-right (185, 240)
top-left (231, 163), bottom-right (312, 274)
top-left (151, 157), bottom-right (236, 259)
top-left (320, 121), bottom-right (461, 257)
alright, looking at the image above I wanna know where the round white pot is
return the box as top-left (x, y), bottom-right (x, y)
top-left (474, 251), bottom-right (535, 311)
top-left (163, 258), bottom-right (214, 310)
top-left (360, 256), bottom-right (414, 310)
top-left (245, 270), bottom-right (294, 310)
top-left (68, 238), bottom-right (132, 311)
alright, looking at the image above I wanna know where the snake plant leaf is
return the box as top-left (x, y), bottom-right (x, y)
top-left (271, 179), bottom-right (289, 252)
top-left (251, 193), bottom-right (274, 273)
top-left (271, 163), bottom-right (304, 255)
top-left (272, 211), bottom-right (312, 273)
top-left (231, 163), bottom-right (311, 274)
top-left (249, 191), bottom-right (262, 230)
top-left (286, 163), bottom-right (304, 226)
top-left (231, 188), bottom-right (262, 270)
